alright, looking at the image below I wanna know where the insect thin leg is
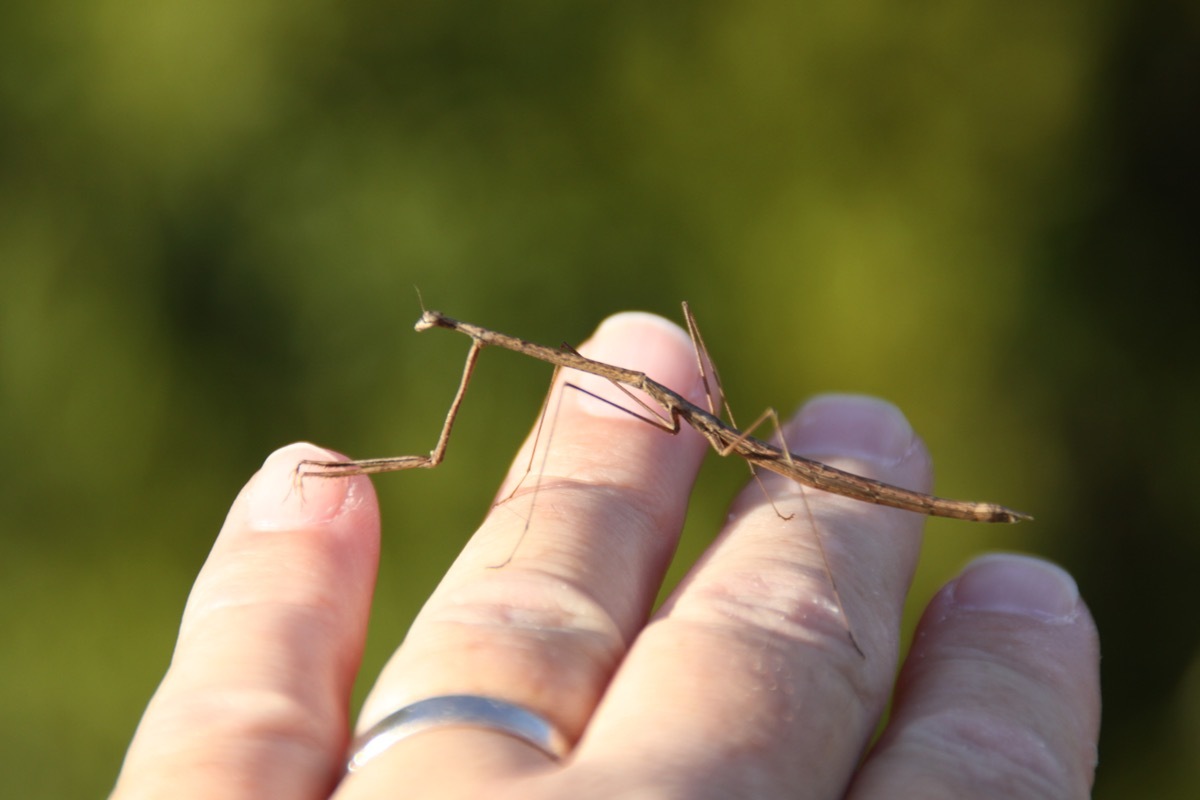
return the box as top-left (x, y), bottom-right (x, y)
top-left (296, 339), bottom-right (485, 478)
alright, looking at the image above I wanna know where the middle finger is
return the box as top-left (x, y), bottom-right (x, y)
top-left (576, 396), bottom-right (931, 797)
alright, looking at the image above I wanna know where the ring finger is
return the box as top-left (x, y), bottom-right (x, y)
top-left (338, 311), bottom-right (711, 795)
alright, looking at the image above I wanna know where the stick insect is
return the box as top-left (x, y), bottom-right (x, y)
top-left (298, 304), bottom-right (1031, 654)
top-left (299, 305), bottom-right (1030, 523)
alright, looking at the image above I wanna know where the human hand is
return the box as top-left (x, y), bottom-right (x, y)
top-left (112, 312), bottom-right (1100, 799)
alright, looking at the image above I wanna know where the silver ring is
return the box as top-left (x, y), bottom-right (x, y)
top-left (347, 695), bottom-right (570, 772)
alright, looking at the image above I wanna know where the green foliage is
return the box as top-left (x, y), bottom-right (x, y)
top-left (2, 1), bottom-right (1196, 796)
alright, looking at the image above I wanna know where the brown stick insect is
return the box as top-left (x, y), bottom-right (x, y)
top-left (298, 303), bottom-right (1031, 653)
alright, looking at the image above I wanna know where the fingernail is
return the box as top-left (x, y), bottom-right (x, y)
top-left (952, 554), bottom-right (1080, 622)
top-left (790, 394), bottom-right (916, 466)
top-left (573, 312), bottom-right (700, 419)
top-left (245, 443), bottom-right (358, 530)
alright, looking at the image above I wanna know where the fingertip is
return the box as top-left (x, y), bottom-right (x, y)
top-left (243, 442), bottom-right (375, 531)
top-left (949, 553), bottom-right (1082, 623)
top-left (572, 311), bottom-right (709, 418)
top-left (192, 440), bottom-right (382, 626)
top-left (593, 310), bottom-right (690, 342)
top-left (118, 443), bottom-right (384, 799)
top-left (789, 393), bottom-right (923, 469)
top-left (858, 554), bottom-right (1101, 798)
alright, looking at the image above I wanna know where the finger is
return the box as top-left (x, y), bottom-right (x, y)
top-left (573, 395), bottom-right (930, 797)
top-left (341, 312), bottom-right (711, 795)
top-left (848, 554), bottom-right (1101, 799)
top-left (113, 443), bottom-right (380, 800)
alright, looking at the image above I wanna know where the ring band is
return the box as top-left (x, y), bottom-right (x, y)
top-left (347, 694), bottom-right (570, 772)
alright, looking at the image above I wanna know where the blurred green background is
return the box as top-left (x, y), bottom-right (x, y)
top-left (2, 1), bottom-right (1197, 797)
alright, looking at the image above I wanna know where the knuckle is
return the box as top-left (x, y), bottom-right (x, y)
top-left (905, 708), bottom-right (1085, 799)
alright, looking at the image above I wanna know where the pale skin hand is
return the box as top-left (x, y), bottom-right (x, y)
top-left (112, 313), bottom-right (1101, 800)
